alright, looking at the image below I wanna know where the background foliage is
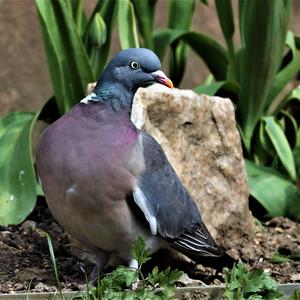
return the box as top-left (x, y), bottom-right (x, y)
top-left (0, 0), bottom-right (299, 225)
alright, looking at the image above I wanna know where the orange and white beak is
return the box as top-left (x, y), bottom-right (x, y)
top-left (151, 70), bottom-right (173, 89)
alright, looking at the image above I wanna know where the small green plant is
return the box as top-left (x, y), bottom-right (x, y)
top-left (74, 236), bottom-right (183, 300)
top-left (224, 261), bottom-right (283, 300)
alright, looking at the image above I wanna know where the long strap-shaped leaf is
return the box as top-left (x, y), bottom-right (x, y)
top-left (167, 0), bottom-right (196, 86)
top-left (118, 0), bottom-right (140, 49)
top-left (237, 0), bottom-right (290, 152)
top-left (36, 0), bottom-right (93, 114)
top-left (215, 0), bottom-right (236, 81)
top-left (131, 0), bottom-right (157, 49)
top-left (263, 116), bottom-right (296, 181)
top-left (153, 30), bottom-right (228, 81)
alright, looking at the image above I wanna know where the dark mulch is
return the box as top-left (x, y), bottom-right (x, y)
top-left (0, 199), bottom-right (299, 294)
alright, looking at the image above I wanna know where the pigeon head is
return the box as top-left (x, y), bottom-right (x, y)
top-left (92, 48), bottom-right (173, 111)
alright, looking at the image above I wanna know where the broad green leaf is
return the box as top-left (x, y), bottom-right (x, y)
top-left (168, 0), bottom-right (196, 86)
top-left (85, 12), bottom-right (107, 78)
top-left (36, 0), bottom-right (93, 114)
top-left (0, 112), bottom-right (37, 225)
top-left (131, 0), bottom-right (157, 49)
top-left (263, 116), bottom-right (296, 181)
top-left (245, 159), bottom-right (300, 220)
top-left (118, 0), bottom-right (139, 49)
top-left (238, 0), bottom-right (290, 151)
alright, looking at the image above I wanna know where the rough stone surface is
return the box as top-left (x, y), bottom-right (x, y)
top-left (131, 84), bottom-right (253, 242)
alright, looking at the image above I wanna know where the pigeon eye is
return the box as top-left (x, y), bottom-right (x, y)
top-left (129, 61), bottom-right (140, 70)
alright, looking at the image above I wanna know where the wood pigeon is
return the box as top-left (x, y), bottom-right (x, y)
top-left (37, 48), bottom-right (233, 273)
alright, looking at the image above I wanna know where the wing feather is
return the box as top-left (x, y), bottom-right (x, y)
top-left (132, 132), bottom-right (223, 257)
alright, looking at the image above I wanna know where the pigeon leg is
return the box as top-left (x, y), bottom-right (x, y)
top-left (89, 249), bottom-right (110, 283)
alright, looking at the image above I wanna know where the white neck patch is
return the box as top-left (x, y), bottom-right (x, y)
top-left (80, 92), bottom-right (98, 104)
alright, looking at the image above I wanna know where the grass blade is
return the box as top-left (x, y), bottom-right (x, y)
top-left (263, 116), bottom-right (296, 181)
top-left (118, 0), bottom-right (140, 49)
top-left (0, 113), bottom-right (37, 225)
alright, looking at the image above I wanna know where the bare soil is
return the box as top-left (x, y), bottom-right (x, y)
top-left (0, 199), bottom-right (299, 294)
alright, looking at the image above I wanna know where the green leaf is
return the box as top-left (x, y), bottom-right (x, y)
top-left (215, 0), bottom-right (234, 41)
top-left (215, 0), bottom-right (236, 80)
top-left (69, 0), bottom-right (87, 36)
top-left (237, 0), bottom-right (290, 151)
top-left (263, 116), bottom-right (296, 181)
top-left (294, 147), bottom-right (300, 176)
top-left (266, 50), bottom-right (300, 113)
top-left (148, 266), bottom-right (182, 288)
top-left (154, 30), bottom-right (228, 81)
top-left (131, 236), bottom-right (151, 267)
top-left (153, 29), bottom-right (184, 60)
top-left (269, 83), bottom-right (300, 117)
top-left (0, 112), bottom-right (37, 225)
top-left (36, 0), bottom-right (93, 114)
top-left (180, 32), bottom-right (228, 81)
top-left (194, 80), bottom-right (239, 96)
top-left (131, 0), bottom-right (157, 49)
top-left (118, 0), bottom-right (140, 49)
top-left (278, 110), bottom-right (298, 149)
top-left (245, 159), bottom-right (300, 220)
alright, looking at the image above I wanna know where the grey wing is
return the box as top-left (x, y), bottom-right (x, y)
top-left (132, 132), bottom-right (223, 257)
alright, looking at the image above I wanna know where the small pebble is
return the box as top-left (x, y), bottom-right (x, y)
top-left (13, 283), bottom-right (24, 291)
top-left (291, 274), bottom-right (300, 282)
top-left (21, 220), bottom-right (37, 234)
